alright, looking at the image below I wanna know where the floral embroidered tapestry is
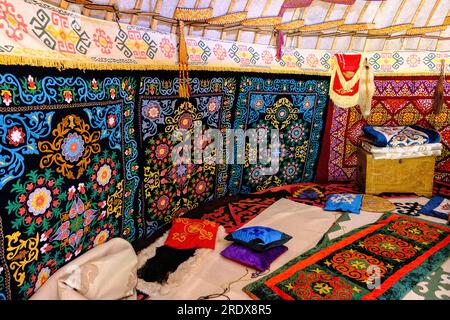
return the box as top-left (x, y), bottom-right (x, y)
top-left (138, 73), bottom-right (236, 238)
top-left (228, 75), bottom-right (329, 194)
top-left (0, 68), bottom-right (140, 300)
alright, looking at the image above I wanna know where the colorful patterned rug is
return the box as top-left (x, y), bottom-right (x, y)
top-left (188, 191), bottom-right (290, 233)
top-left (315, 197), bottom-right (450, 300)
top-left (138, 73), bottom-right (237, 238)
top-left (317, 77), bottom-right (450, 184)
top-left (0, 68), bottom-right (140, 300)
top-left (243, 213), bottom-right (450, 300)
top-left (253, 182), bottom-right (415, 209)
top-left (287, 183), bottom-right (360, 208)
top-left (228, 75), bottom-right (330, 195)
top-left (407, 265), bottom-right (450, 300)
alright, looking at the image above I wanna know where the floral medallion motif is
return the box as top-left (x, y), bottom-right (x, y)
top-left (6, 169), bottom-right (63, 232)
top-left (86, 151), bottom-right (121, 200)
top-left (149, 188), bottom-right (175, 222)
top-left (282, 270), bottom-right (356, 300)
top-left (362, 233), bottom-right (417, 261)
top-left (0, 0), bottom-right (28, 41)
top-left (159, 38), bottom-right (175, 58)
top-left (6, 126), bottom-right (26, 146)
top-left (148, 137), bottom-right (172, 166)
top-left (288, 123), bottom-right (306, 144)
top-left (388, 219), bottom-right (441, 244)
top-left (165, 101), bottom-right (203, 133)
top-left (265, 97), bottom-right (299, 130)
top-left (327, 249), bottom-right (388, 283)
top-left (93, 28), bottom-right (113, 54)
top-left (38, 115), bottom-right (101, 180)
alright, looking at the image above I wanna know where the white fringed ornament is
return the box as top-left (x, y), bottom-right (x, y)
top-left (358, 58), bottom-right (375, 119)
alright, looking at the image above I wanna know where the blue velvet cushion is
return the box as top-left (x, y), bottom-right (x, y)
top-left (420, 196), bottom-right (450, 220)
top-left (362, 125), bottom-right (440, 147)
top-left (224, 226), bottom-right (292, 252)
top-left (324, 193), bottom-right (363, 214)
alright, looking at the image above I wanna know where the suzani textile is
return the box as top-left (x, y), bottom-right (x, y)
top-left (317, 77), bottom-right (450, 183)
top-left (0, 69), bottom-right (140, 300)
top-left (244, 214), bottom-right (450, 300)
top-left (228, 76), bottom-right (329, 194)
top-left (138, 74), bottom-right (236, 237)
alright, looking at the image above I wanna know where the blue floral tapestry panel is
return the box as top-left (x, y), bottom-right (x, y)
top-left (228, 76), bottom-right (329, 194)
top-left (0, 70), bottom-right (140, 300)
top-left (138, 74), bottom-right (236, 238)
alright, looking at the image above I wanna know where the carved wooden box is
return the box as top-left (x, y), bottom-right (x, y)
top-left (357, 147), bottom-right (435, 197)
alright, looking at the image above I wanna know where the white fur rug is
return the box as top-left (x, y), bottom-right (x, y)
top-left (136, 226), bottom-right (227, 299)
top-left (137, 199), bottom-right (338, 300)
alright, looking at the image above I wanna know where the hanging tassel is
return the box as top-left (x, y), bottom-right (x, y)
top-left (358, 58), bottom-right (375, 119)
top-left (276, 30), bottom-right (284, 60)
top-left (433, 59), bottom-right (445, 115)
top-left (178, 20), bottom-right (191, 99)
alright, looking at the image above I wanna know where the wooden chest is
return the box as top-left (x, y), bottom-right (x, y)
top-left (356, 147), bottom-right (435, 197)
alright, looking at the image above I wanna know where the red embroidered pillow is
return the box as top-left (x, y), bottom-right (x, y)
top-left (165, 218), bottom-right (219, 249)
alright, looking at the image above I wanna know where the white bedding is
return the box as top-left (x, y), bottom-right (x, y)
top-left (361, 141), bottom-right (442, 159)
top-left (137, 198), bottom-right (339, 300)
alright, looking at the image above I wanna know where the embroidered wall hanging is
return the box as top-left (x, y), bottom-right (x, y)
top-left (244, 213), bottom-right (450, 300)
top-left (228, 75), bottom-right (329, 194)
top-left (138, 73), bottom-right (236, 238)
top-left (0, 67), bottom-right (140, 300)
top-left (329, 53), bottom-right (364, 108)
top-left (317, 77), bottom-right (450, 184)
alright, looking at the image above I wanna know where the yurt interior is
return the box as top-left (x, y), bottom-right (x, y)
top-left (0, 0), bottom-right (449, 304)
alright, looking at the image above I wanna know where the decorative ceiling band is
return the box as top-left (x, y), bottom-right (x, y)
top-left (241, 16), bottom-right (283, 27)
top-left (367, 23), bottom-right (413, 35)
top-left (297, 19), bottom-right (345, 32)
top-left (173, 7), bottom-right (213, 21)
top-left (338, 23), bottom-right (375, 32)
top-left (406, 25), bottom-right (448, 35)
top-left (275, 19), bottom-right (305, 31)
top-left (207, 11), bottom-right (248, 25)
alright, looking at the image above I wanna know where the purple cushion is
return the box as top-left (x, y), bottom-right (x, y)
top-left (220, 243), bottom-right (288, 272)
